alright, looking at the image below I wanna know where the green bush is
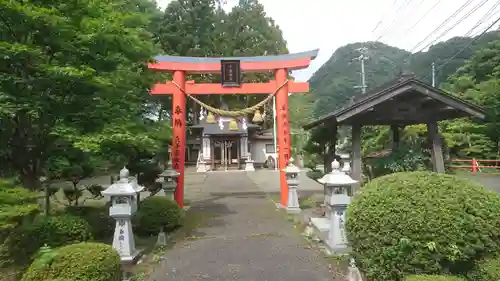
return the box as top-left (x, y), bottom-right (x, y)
top-left (3, 214), bottom-right (92, 266)
top-left (0, 180), bottom-right (40, 233)
top-left (345, 171), bottom-right (500, 281)
top-left (467, 256), bottom-right (500, 281)
top-left (65, 205), bottom-right (114, 240)
top-left (404, 275), bottom-right (466, 281)
top-left (306, 170), bottom-right (323, 181)
top-left (133, 196), bottom-right (183, 236)
top-left (21, 242), bottom-right (121, 281)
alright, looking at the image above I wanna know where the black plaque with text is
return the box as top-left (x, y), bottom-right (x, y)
top-left (221, 60), bottom-right (241, 87)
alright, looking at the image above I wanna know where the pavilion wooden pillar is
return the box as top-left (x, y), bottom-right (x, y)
top-left (275, 68), bottom-right (291, 207)
top-left (172, 71), bottom-right (186, 208)
top-left (351, 124), bottom-right (362, 191)
top-left (427, 121), bottom-right (445, 173)
top-left (391, 124), bottom-right (401, 150)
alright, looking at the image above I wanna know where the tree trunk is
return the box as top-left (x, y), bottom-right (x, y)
top-left (20, 169), bottom-right (40, 190)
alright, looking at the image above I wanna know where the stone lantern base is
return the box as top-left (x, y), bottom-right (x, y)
top-left (310, 217), bottom-right (330, 232)
top-left (286, 186), bottom-right (301, 213)
top-left (160, 187), bottom-right (175, 200)
top-left (245, 159), bottom-right (255, 171)
top-left (197, 160), bottom-right (207, 173)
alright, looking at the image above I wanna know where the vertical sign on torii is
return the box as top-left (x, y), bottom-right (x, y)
top-left (148, 50), bottom-right (318, 208)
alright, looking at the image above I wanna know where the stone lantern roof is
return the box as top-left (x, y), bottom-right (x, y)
top-left (318, 160), bottom-right (357, 186)
top-left (101, 167), bottom-right (137, 196)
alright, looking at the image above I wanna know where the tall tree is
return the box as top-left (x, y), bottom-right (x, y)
top-left (156, 0), bottom-right (289, 128)
top-left (0, 0), bottom-right (159, 187)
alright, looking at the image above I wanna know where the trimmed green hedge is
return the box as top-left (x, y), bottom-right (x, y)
top-left (21, 242), bottom-right (121, 281)
top-left (306, 170), bottom-right (323, 181)
top-left (133, 196), bottom-right (184, 236)
top-left (467, 256), bottom-right (500, 281)
top-left (404, 275), bottom-right (466, 281)
top-left (2, 214), bottom-right (92, 266)
top-left (346, 171), bottom-right (500, 281)
top-left (65, 205), bottom-right (114, 240)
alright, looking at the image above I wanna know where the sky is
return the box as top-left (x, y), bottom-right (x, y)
top-left (156, 0), bottom-right (500, 82)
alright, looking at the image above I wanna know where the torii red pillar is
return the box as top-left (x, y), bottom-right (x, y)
top-left (148, 50), bottom-right (318, 208)
top-left (171, 71), bottom-right (186, 207)
top-left (275, 68), bottom-right (290, 206)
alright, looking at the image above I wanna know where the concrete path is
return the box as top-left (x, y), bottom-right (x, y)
top-left (150, 171), bottom-right (334, 281)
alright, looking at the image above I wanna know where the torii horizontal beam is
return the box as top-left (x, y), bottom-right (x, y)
top-left (151, 80), bottom-right (309, 95)
top-left (148, 49), bottom-right (319, 74)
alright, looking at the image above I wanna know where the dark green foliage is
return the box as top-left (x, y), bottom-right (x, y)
top-left (404, 275), bottom-right (466, 281)
top-left (65, 205), bottom-right (114, 241)
top-left (306, 170), bottom-right (323, 181)
top-left (21, 242), bottom-right (121, 281)
top-left (346, 171), bottom-right (500, 281)
top-left (2, 215), bottom-right (92, 266)
top-left (467, 256), bottom-right (500, 281)
top-left (85, 184), bottom-right (104, 199)
top-left (363, 143), bottom-right (431, 180)
top-left (0, 180), bottom-right (40, 233)
top-left (133, 196), bottom-right (184, 236)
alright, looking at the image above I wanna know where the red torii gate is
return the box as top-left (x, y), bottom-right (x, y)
top-left (148, 50), bottom-right (318, 208)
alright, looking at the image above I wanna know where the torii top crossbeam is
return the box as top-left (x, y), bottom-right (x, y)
top-left (148, 49), bottom-right (319, 73)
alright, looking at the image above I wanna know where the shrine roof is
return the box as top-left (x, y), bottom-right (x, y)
top-left (149, 49), bottom-right (319, 73)
top-left (304, 73), bottom-right (487, 129)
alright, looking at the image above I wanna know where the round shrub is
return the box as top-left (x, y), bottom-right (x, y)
top-left (345, 171), bottom-right (500, 281)
top-left (21, 242), bottom-right (121, 281)
top-left (5, 214), bottom-right (93, 265)
top-left (467, 256), bottom-right (500, 281)
top-left (133, 196), bottom-right (183, 236)
top-left (65, 205), bottom-right (114, 240)
top-left (404, 275), bottom-right (466, 281)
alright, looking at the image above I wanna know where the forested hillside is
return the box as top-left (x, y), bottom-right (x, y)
top-left (290, 31), bottom-right (500, 122)
top-left (291, 31), bottom-right (500, 161)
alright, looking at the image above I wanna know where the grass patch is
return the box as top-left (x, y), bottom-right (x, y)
top-left (131, 209), bottom-right (220, 280)
top-left (325, 253), bottom-right (350, 280)
top-left (0, 267), bottom-right (24, 281)
top-left (267, 193), bottom-right (281, 204)
top-left (299, 196), bottom-right (319, 209)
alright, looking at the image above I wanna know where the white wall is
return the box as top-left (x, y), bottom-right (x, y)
top-left (250, 139), bottom-right (276, 164)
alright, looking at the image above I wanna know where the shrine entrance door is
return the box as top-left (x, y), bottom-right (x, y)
top-left (212, 136), bottom-right (240, 170)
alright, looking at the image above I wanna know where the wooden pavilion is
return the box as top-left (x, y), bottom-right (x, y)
top-left (303, 72), bottom-right (487, 184)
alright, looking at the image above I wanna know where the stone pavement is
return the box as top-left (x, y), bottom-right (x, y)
top-left (150, 171), bottom-right (335, 281)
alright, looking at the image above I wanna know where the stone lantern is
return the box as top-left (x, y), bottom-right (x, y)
top-left (101, 167), bottom-right (140, 263)
top-left (283, 158), bottom-right (301, 213)
top-left (318, 160), bottom-right (357, 210)
top-left (327, 182), bottom-right (352, 253)
top-left (341, 161), bottom-right (351, 174)
top-left (245, 153), bottom-right (255, 171)
top-left (157, 164), bottom-right (180, 200)
top-left (311, 160), bottom-right (357, 233)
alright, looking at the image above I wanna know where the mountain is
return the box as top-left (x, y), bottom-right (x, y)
top-left (289, 31), bottom-right (500, 123)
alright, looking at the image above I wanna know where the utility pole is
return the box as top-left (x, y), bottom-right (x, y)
top-left (353, 47), bottom-right (369, 94)
top-left (431, 62), bottom-right (436, 87)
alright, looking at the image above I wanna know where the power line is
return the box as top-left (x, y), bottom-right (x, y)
top-left (402, 0), bottom-right (442, 35)
top-left (424, 15), bottom-right (500, 81)
top-left (465, 0), bottom-right (500, 36)
top-left (372, 0), bottom-right (402, 33)
top-left (409, 0), bottom-right (475, 53)
top-left (415, 0), bottom-right (490, 53)
top-left (375, 0), bottom-right (415, 41)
